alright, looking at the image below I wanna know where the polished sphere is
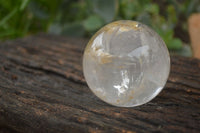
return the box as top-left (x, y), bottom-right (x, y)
top-left (83, 20), bottom-right (170, 107)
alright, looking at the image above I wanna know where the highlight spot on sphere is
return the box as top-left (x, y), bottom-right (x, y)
top-left (83, 20), bottom-right (170, 107)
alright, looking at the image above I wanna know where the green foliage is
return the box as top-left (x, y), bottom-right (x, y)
top-left (0, 0), bottom-right (200, 51)
top-left (83, 15), bottom-right (104, 31)
top-left (0, 0), bottom-right (62, 39)
top-left (91, 0), bottom-right (118, 23)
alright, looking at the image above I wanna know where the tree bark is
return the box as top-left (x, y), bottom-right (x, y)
top-left (0, 34), bottom-right (199, 133)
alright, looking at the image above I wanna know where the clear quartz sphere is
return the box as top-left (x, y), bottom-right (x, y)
top-left (83, 20), bottom-right (170, 107)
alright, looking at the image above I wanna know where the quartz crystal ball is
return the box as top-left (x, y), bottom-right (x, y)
top-left (83, 20), bottom-right (170, 107)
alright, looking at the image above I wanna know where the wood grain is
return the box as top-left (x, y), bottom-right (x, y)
top-left (0, 34), bottom-right (199, 133)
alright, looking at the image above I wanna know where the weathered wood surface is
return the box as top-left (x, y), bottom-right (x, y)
top-left (0, 34), bottom-right (199, 133)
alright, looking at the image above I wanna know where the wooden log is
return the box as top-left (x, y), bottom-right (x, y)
top-left (0, 34), bottom-right (199, 133)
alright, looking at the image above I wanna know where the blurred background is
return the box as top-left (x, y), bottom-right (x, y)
top-left (0, 0), bottom-right (200, 57)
